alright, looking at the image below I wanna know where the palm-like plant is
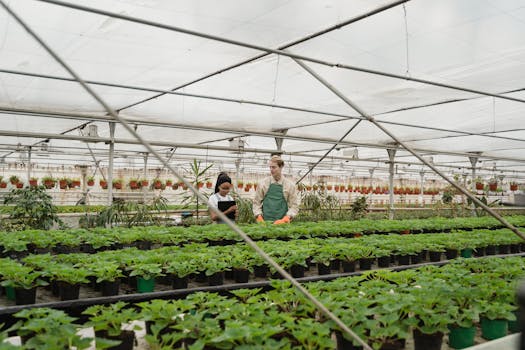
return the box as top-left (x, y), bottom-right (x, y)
top-left (180, 159), bottom-right (213, 220)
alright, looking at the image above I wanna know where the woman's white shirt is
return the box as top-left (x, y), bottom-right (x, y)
top-left (208, 192), bottom-right (234, 209)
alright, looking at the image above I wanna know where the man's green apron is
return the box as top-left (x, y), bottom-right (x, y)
top-left (262, 183), bottom-right (288, 221)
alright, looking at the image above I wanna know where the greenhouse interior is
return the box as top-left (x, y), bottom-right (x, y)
top-left (1, 0), bottom-right (525, 349)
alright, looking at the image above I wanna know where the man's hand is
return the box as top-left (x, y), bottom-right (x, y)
top-left (273, 215), bottom-right (291, 225)
top-left (256, 215), bottom-right (264, 223)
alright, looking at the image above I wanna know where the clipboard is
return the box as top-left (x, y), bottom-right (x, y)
top-left (217, 200), bottom-right (236, 220)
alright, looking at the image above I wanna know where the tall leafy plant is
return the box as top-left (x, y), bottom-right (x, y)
top-left (3, 186), bottom-right (64, 230)
top-left (181, 159), bottom-right (213, 220)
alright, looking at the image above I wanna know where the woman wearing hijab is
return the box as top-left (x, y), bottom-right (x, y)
top-left (208, 172), bottom-right (237, 223)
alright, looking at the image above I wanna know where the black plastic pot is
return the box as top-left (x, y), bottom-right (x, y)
top-left (208, 272), bottom-right (224, 286)
top-left (485, 245), bottom-right (497, 255)
top-left (194, 271), bottom-right (207, 283)
top-left (58, 282), bottom-right (80, 301)
top-left (101, 280), bottom-right (120, 297)
top-left (334, 331), bottom-right (363, 350)
top-left (80, 243), bottom-right (96, 254)
top-left (413, 329), bottom-right (443, 350)
top-left (428, 251), bottom-right (442, 262)
top-left (445, 249), bottom-right (458, 260)
top-left (474, 247), bottom-right (485, 257)
top-left (498, 244), bottom-right (510, 254)
top-left (359, 258), bottom-right (373, 271)
top-left (318, 263), bottom-right (331, 275)
top-left (397, 255), bottom-right (410, 266)
top-left (511, 244), bottom-right (521, 254)
top-left (224, 270), bottom-right (234, 280)
top-left (290, 265), bottom-right (305, 278)
top-left (342, 260), bottom-right (356, 273)
top-left (233, 269), bottom-right (250, 283)
top-left (380, 337), bottom-right (406, 350)
top-left (377, 256), bottom-right (390, 268)
top-left (330, 259), bottom-right (341, 271)
top-left (410, 254), bottom-right (421, 264)
top-left (14, 287), bottom-right (37, 305)
top-left (253, 265), bottom-right (269, 278)
top-left (135, 240), bottom-right (152, 250)
top-left (172, 276), bottom-right (188, 290)
top-left (95, 329), bottom-right (135, 350)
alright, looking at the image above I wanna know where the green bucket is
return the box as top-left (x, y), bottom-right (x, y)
top-left (460, 248), bottom-right (473, 258)
top-left (448, 325), bottom-right (476, 349)
top-left (508, 311), bottom-right (519, 333)
top-left (481, 318), bottom-right (507, 340)
top-left (5, 286), bottom-right (15, 301)
top-left (136, 277), bottom-right (155, 293)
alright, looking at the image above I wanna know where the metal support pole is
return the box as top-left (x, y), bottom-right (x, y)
top-left (26, 146), bottom-right (31, 183)
top-left (292, 57), bottom-right (525, 240)
top-left (469, 155), bottom-right (480, 216)
top-left (107, 122), bottom-right (115, 206)
top-left (419, 170), bottom-right (424, 207)
top-left (142, 152), bottom-right (148, 202)
top-left (387, 148), bottom-right (397, 220)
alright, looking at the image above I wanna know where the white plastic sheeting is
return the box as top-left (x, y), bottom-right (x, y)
top-left (0, 0), bottom-right (524, 180)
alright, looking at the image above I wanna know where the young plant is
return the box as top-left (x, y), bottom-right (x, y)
top-left (3, 186), bottom-right (65, 230)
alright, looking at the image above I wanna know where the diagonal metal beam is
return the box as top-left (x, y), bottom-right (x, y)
top-left (292, 57), bottom-right (525, 240)
top-left (0, 2), bottom-right (373, 348)
top-left (35, 0), bottom-right (525, 105)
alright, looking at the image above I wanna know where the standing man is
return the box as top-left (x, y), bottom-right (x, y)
top-left (253, 155), bottom-right (299, 224)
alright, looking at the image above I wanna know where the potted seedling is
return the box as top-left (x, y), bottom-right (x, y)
top-left (93, 262), bottom-right (124, 296)
top-left (9, 308), bottom-right (92, 349)
top-left (164, 260), bottom-right (196, 289)
top-left (83, 301), bottom-right (141, 350)
top-left (0, 264), bottom-right (48, 305)
top-left (128, 262), bottom-right (164, 293)
top-left (87, 176), bottom-right (95, 186)
top-left (510, 181), bottom-right (518, 191)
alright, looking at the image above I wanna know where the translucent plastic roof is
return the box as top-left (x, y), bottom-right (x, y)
top-left (0, 0), bottom-right (524, 180)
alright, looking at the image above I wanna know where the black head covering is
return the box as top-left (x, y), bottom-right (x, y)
top-left (214, 172), bottom-right (232, 193)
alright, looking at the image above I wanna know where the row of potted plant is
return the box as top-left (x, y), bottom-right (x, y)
top-left (0, 215), bottom-right (523, 255)
top-left (1, 227), bottom-right (523, 304)
top-left (4, 257), bottom-right (522, 350)
top-left (1, 215), bottom-right (524, 255)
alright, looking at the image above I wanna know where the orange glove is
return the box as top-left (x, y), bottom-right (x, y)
top-left (256, 215), bottom-right (264, 223)
top-left (273, 215), bottom-right (291, 225)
